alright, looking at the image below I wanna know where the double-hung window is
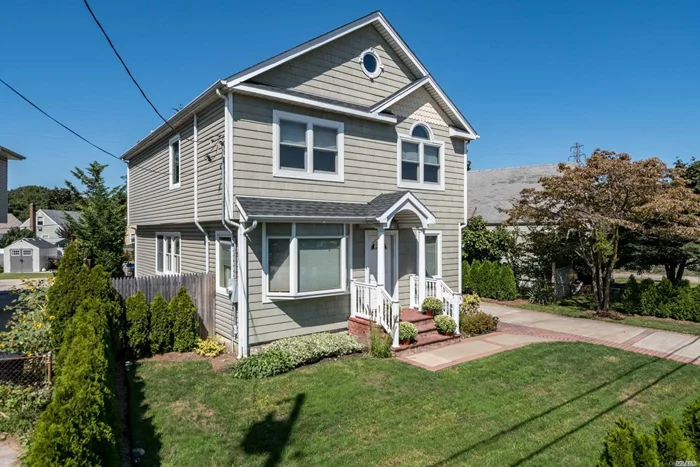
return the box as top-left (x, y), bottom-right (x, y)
top-left (156, 233), bottom-right (180, 274)
top-left (398, 123), bottom-right (444, 190)
top-left (263, 223), bottom-right (347, 300)
top-left (216, 232), bottom-right (234, 295)
top-left (37, 216), bottom-right (44, 226)
top-left (169, 135), bottom-right (181, 189)
top-left (273, 110), bottom-right (344, 182)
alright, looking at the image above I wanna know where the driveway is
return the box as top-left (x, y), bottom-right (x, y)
top-left (400, 303), bottom-right (700, 371)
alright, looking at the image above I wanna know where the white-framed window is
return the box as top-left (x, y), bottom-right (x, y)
top-left (262, 222), bottom-right (348, 300)
top-left (216, 232), bottom-right (233, 295)
top-left (37, 216), bottom-right (44, 226)
top-left (22, 249), bottom-right (32, 256)
top-left (10, 250), bottom-right (19, 257)
top-left (169, 134), bottom-right (181, 189)
top-left (130, 233), bottom-right (136, 244)
top-left (38, 226), bottom-right (43, 232)
top-left (272, 110), bottom-right (345, 182)
top-left (420, 230), bottom-right (442, 278)
top-left (359, 47), bottom-right (383, 79)
top-left (397, 123), bottom-right (445, 191)
top-left (41, 235), bottom-right (50, 239)
top-left (156, 233), bottom-right (180, 274)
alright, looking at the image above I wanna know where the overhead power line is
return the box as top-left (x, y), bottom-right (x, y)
top-left (0, 76), bottom-right (166, 176)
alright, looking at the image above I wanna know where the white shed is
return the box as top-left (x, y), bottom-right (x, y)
top-left (4, 238), bottom-right (59, 273)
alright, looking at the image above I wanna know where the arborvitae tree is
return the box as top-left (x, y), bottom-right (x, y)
top-left (682, 397), bottom-right (700, 455)
top-left (498, 264), bottom-right (519, 300)
top-left (47, 242), bottom-right (88, 350)
top-left (149, 294), bottom-right (172, 354)
top-left (170, 287), bottom-right (199, 352)
top-left (654, 417), bottom-right (696, 465)
top-left (598, 418), bottom-right (659, 467)
top-left (126, 291), bottom-right (150, 358)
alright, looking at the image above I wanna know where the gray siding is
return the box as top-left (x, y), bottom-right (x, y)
top-left (233, 90), bottom-right (465, 341)
top-left (129, 101), bottom-right (224, 226)
top-left (0, 158), bottom-right (7, 224)
top-left (255, 25), bottom-right (416, 107)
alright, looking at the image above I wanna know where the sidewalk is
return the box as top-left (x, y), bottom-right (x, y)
top-left (399, 303), bottom-right (700, 371)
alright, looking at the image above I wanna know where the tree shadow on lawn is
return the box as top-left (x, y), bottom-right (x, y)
top-left (428, 337), bottom-right (700, 467)
top-left (242, 393), bottom-right (306, 467)
top-left (128, 368), bottom-right (163, 466)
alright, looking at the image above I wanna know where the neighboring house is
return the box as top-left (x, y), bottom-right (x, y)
top-left (0, 214), bottom-right (23, 240)
top-left (123, 11), bottom-right (478, 357)
top-left (20, 208), bottom-right (80, 242)
top-left (467, 164), bottom-right (562, 227)
top-left (3, 238), bottom-right (59, 273)
top-left (0, 145), bottom-right (26, 224)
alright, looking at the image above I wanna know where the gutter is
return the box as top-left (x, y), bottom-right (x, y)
top-left (458, 140), bottom-right (471, 295)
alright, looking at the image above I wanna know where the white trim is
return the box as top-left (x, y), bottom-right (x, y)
top-left (376, 191), bottom-right (436, 228)
top-left (396, 132), bottom-right (445, 191)
top-left (155, 232), bottom-right (181, 275)
top-left (409, 122), bottom-right (435, 140)
top-left (237, 226), bottom-right (248, 358)
top-left (261, 222), bottom-right (349, 302)
top-left (363, 229), bottom-right (399, 300)
top-left (10, 250), bottom-right (19, 257)
top-left (417, 230), bottom-right (442, 278)
top-left (233, 84), bottom-right (397, 124)
top-left (370, 76), bottom-right (430, 113)
top-left (168, 134), bottom-right (181, 189)
top-left (449, 126), bottom-right (476, 140)
top-left (215, 231), bottom-right (234, 295)
top-left (225, 93), bottom-right (235, 218)
top-left (424, 79), bottom-right (478, 139)
top-left (359, 47), bottom-right (383, 79)
top-left (126, 161), bottom-right (130, 226)
top-left (272, 110), bottom-right (345, 183)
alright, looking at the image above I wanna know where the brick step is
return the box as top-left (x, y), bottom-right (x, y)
top-left (392, 333), bottom-right (459, 353)
top-left (400, 308), bottom-right (433, 324)
top-left (414, 320), bottom-right (439, 336)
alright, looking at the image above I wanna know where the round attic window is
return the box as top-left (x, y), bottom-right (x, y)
top-left (360, 48), bottom-right (383, 79)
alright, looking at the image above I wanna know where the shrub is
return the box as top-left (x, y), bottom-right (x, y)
top-left (422, 297), bottom-right (443, 315)
top-left (267, 332), bottom-right (362, 367)
top-left (495, 264), bottom-right (518, 300)
top-left (149, 294), bottom-right (172, 354)
top-left (398, 322), bottom-right (418, 342)
top-left (460, 312), bottom-right (497, 336)
top-left (682, 396), bottom-right (700, 455)
top-left (654, 417), bottom-right (696, 465)
top-left (460, 293), bottom-right (481, 314)
top-left (368, 323), bottom-right (392, 358)
top-left (528, 281), bottom-right (555, 305)
top-left (26, 298), bottom-right (121, 467)
top-left (232, 348), bottom-right (294, 379)
top-left (194, 338), bottom-right (226, 357)
top-left (434, 315), bottom-right (456, 335)
top-left (463, 260), bottom-right (518, 301)
top-left (0, 279), bottom-right (52, 356)
top-left (125, 291), bottom-right (150, 358)
top-left (46, 242), bottom-right (88, 349)
top-left (462, 261), bottom-right (471, 293)
top-left (0, 384), bottom-right (52, 439)
top-left (170, 287), bottom-right (198, 352)
top-left (621, 276), bottom-right (641, 314)
top-left (597, 418), bottom-right (659, 467)
top-left (633, 278), bottom-right (700, 322)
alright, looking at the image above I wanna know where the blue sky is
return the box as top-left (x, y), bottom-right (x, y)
top-left (1, 0), bottom-right (699, 188)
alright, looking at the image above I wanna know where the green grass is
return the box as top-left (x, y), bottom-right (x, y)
top-left (511, 296), bottom-right (700, 336)
top-left (0, 272), bottom-right (53, 280)
top-left (128, 343), bottom-right (700, 466)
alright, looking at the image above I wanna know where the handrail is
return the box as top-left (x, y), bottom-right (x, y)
top-left (409, 274), bottom-right (460, 336)
top-left (350, 280), bottom-right (400, 347)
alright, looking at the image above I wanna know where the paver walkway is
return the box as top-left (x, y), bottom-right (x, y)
top-left (399, 302), bottom-right (700, 371)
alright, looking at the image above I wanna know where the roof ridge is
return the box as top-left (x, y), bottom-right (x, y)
top-left (469, 163), bottom-right (565, 173)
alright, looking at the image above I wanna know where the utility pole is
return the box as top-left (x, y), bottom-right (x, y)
top-left (569, 142), bottom-right (585, 164)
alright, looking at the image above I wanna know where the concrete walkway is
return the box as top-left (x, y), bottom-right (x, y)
top-left (399, 303), bottom-right (700, 371)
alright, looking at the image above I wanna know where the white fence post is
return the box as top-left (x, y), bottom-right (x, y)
top-left (392, 300), bottom-right (400, 347)
top-left (350, 280), bottom-right (357, 318)
top-left (409, 275), bottom-right (416, 309)
top-left (453, 292), bottom-right (461, 335)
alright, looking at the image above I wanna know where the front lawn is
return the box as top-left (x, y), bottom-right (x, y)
top-left (501, 296), bottom-right (700, 336)
top-left (0, 272), bottom-right (53, 280)
top-left (128, 343), bottom-right (700, 466)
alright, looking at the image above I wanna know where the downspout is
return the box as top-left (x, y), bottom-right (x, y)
top-left (193, 113), bottom-right (209, 272)
top-left (458, 140), bottom-right (471, 295)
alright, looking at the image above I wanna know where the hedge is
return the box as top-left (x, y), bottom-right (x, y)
top-left (149, 293), bottom-right (173, 354)
top-left (462, 260), bottom-right (518, 300)
top-left (621, 277), bottom-right (700, 322)
top-left (26, 298), bottom-right (121, 466)
top-left (170, 286), bottom-right (199, 352)
top-left (126, 291), bottom-right (150, 358)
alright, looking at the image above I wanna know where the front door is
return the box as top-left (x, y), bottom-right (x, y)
top-left (365, 231), bottom-right (398, 299)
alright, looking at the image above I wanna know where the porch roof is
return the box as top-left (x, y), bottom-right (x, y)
top-left (236, 191), bottom-right (435, 227)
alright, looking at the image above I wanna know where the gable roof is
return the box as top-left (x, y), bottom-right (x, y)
top-left (121, 11), bottom-right (477, 160)
top-left (7, 237), bottom-right (56, 249)
top-left (468, 164), bottom-right (563, 225)
top-left (0, 214), bottom-right (22, 234)
top-left (0, 145), bottom-right (26, 161)
top-left (20, 209), bottom-right (80, 228)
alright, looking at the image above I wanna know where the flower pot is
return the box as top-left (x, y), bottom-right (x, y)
top-left (425, 311), bottom-right (435, 317)
top-left (400, 338), bottom-right (411, 346)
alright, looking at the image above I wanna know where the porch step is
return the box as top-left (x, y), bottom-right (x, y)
top-left (400, 308), bottom-right (433, 324)
top-left (392, 333), bottom-right (459, 353)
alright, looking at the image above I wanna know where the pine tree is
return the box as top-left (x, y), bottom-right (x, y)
top-left (149, 294), bottom-right (172, 354)
top-left (598, 418), bottom-right (659, 467)
top-left (655, 417), bottom-right (696, 465)
top-left (170, 287), bottom-right (198, 352)
top-left (126, 291), bottom-right (150, 358)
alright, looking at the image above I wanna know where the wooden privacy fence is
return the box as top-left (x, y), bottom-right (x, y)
top-left (112, 272), bottom-right (217, 338)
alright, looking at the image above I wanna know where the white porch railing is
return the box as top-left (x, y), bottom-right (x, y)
top-left (350, 280), bottom-right (400, 347)
top-left (410, 275), bottom-right (461, 335)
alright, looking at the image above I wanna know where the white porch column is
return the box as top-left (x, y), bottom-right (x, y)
top-left (376, 227), bottom-right (385, 287)
top-left (418, 228), bottom-right (426, 309)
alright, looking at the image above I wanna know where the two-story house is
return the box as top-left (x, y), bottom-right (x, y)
top-left (123, 11), bottom-right (478, 358)
top-left (0, 145), bottom-right (26, 225)
top-left (20, 208), bottom-right (80, 242)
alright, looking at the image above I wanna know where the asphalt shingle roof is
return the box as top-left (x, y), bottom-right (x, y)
top-left (10, 238), bottom-right (56, 249)
top-left (467, 164), bottom-right (563, 225)
top-left (41, 210), bottom-right (80, 226)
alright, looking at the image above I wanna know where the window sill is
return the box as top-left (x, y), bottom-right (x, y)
top-left (263, 288), bottom-right (348, 303)
top-left (398, 180), bottom-right (444, 191)
top-left (156, 271), bottom-right (181, 276)
top-left (169, 183), bottom-right (181, 190)
top-left (273, 170), bottom-right (344, 183)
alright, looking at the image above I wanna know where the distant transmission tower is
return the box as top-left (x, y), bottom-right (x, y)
top-left (569, 142), bottom-right (586, 164)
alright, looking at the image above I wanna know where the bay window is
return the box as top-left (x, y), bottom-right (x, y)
top-left (156, 233), bottom-right (180, 274)
top-left (273, 110), bottom-right (344, 182)
top-left (398, 123), bottom-right (444, 190)
top-left (263, 223), bottom-right (347, 299)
